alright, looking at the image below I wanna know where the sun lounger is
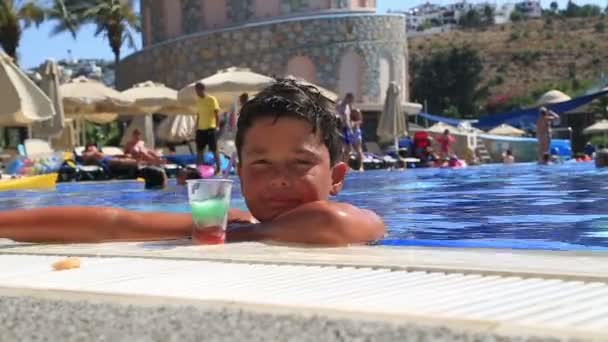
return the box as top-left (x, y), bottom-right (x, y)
top-left (164, 153), bottom-right (232, 174)
top-left (101, 146), bottom-right (125, 157)
top-left (68, 146), bottom-right (108, 182)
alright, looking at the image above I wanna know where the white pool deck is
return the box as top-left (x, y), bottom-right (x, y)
top-left (1, 240), bottom-right (608, 340)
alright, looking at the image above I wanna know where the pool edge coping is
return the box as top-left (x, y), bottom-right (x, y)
top-left (2, 243), bottom-right (608, 281)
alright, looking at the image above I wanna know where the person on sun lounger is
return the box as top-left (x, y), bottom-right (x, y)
top-left (124, 129), bottom-right (166, 166)
top-left (0, 79), bottom-right (385, 247)
top-left (82, 142), bottom-right (139, 171)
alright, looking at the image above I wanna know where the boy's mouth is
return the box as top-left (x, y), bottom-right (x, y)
top-left (265, 197), bottom-right (301, 209)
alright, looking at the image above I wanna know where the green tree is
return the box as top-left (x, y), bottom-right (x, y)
top-left (563, 1), bottom-right (601, 17)
top-left (0, 0), bottom-right (44, 62)
top-left (410, 46), bottom-right (485, 117)
top-left (50, 0), bottom-right (140, 66)
top-left (550, 1), bottom-right (559, 13)
top-left (483, 5), bottom-right (495, 26)
top-left (510, 9), bottom-right (524, 22)
top-left (459, 9), bottom-right (483, 28)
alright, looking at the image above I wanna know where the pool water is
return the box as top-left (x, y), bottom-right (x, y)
top-left (2, 162), bottom-right (608, 251)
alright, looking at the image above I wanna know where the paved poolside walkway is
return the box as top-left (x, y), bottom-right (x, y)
top-left (1, 240), bottom-right (607, 341)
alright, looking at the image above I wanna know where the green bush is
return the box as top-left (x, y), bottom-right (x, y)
top-left (595, 21), bottom-right (605, 32)
top-left (591, 135), bottom-right (608, 147)
top-left (511, 50), bottom-right (541, 66)
top-left (510, 10), bottom-right (525, 22)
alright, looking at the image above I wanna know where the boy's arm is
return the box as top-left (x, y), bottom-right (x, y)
top-left (0, 207), bottom-right (193, 243)
top-left (0, 207), bottom-right (255, 243)
top-left (0, 204), bottom-right (382, 246)
top-left (227, 201), bottom-right (385, 246)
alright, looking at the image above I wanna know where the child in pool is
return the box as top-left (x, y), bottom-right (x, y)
top-left (0, 79), bottom-right (385, 246)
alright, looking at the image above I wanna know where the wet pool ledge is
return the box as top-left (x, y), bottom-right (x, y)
top-left (1, 241), bottom-right (607, 341)
top-left (2, 241), bottom-right (608, 280)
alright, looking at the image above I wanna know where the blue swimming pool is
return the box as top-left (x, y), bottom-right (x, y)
top-left (2, 162), bottom-right (608, 251)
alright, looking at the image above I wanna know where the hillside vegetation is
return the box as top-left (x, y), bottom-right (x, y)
top-left (408, 15), bottom-right (608, 108)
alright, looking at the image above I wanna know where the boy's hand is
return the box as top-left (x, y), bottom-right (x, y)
top-left (228, 208), bottom-right (257, 224)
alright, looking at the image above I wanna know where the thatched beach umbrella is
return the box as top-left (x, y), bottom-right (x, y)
top-left (487, 124), bottom-right (526, 137)
top-left (122, 81), bottom-right (193, 115)
top-left (60, 76), bottom-right (133, 144)
top-left (156, 115), bottom-right (196, 144)
top-left (537, 90), bottom-right (571, 106)
top-left (178, 67), bottom-right (273, 108)
top-left (31, 59), bottom-right (65, 139)
top-left (584, 119), bottom-right (608, 140)
top-left (426, 122), bottom-right (462, 135)
top-left (60, 76), bottom-right (132, 114)
top-left (0, 52), bottom-right (54, 126)
top-left (376, 82), bottom-right (405, 152)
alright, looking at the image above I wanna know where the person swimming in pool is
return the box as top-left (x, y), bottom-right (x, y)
top-left (0, 79), bottom-right (385, 246)
top-left (503, 149), bottom-right (515, 164)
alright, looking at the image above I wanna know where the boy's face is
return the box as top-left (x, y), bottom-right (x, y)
top-left (238, 116), bottom-right (347, 222)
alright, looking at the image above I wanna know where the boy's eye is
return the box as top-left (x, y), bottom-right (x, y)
top-left (251, 160), bottom-right (270, 165)
top-left (295, 159), bottom-right (314, 165)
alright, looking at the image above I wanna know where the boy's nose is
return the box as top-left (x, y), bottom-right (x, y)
top-left (269, 176), bottom-right (291, 188)
top-left (269, 169), bottom-right (291, 188)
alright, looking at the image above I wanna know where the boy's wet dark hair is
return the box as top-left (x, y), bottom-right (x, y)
top-left (236, 78), bottom-right (342, 166)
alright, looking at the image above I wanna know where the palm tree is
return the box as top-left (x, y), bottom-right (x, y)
top-left (45, 0), bottom-right (80, 38)
top-left (50, 0), bottom-right (140, 66)
top-left (0, 0), bottom-right (44, 62)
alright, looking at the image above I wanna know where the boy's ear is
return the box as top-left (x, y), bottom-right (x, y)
top-left (330, 162), bottom-right (348, 196)
top-left (237, 162), bottom-right (242, 177)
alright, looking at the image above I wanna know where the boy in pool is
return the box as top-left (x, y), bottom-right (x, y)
top-left (0, 79), bottom-right (385, 246)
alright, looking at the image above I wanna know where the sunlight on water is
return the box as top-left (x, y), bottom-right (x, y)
top-left (1, 162), bottom-right (607, 251)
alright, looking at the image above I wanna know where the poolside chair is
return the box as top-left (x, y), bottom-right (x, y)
top-left (162, 144), bottom-right (193, 175)
top-left (101, 146), bottom-right (125, 157)
top-left (23, 139), bottom-right (66, 174)
top-left (363, 142), bottom-right (398, 169)
top-left (69, 146), bottom-right (108, 182)
top-left (24, 139), bottom-right (54, 158)
top-left (101, 146), bottom-right (140, 179)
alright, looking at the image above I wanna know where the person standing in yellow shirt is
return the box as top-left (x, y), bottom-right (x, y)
top-left (195, 82), bottom-right (221, 174)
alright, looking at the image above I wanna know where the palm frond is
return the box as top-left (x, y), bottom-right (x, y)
top-left (46, 0), bottom-right (80, 38)
top-left (17, 1), bottom-right (44, 28)
top-left (123, 29), bottom-right (136, 49)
